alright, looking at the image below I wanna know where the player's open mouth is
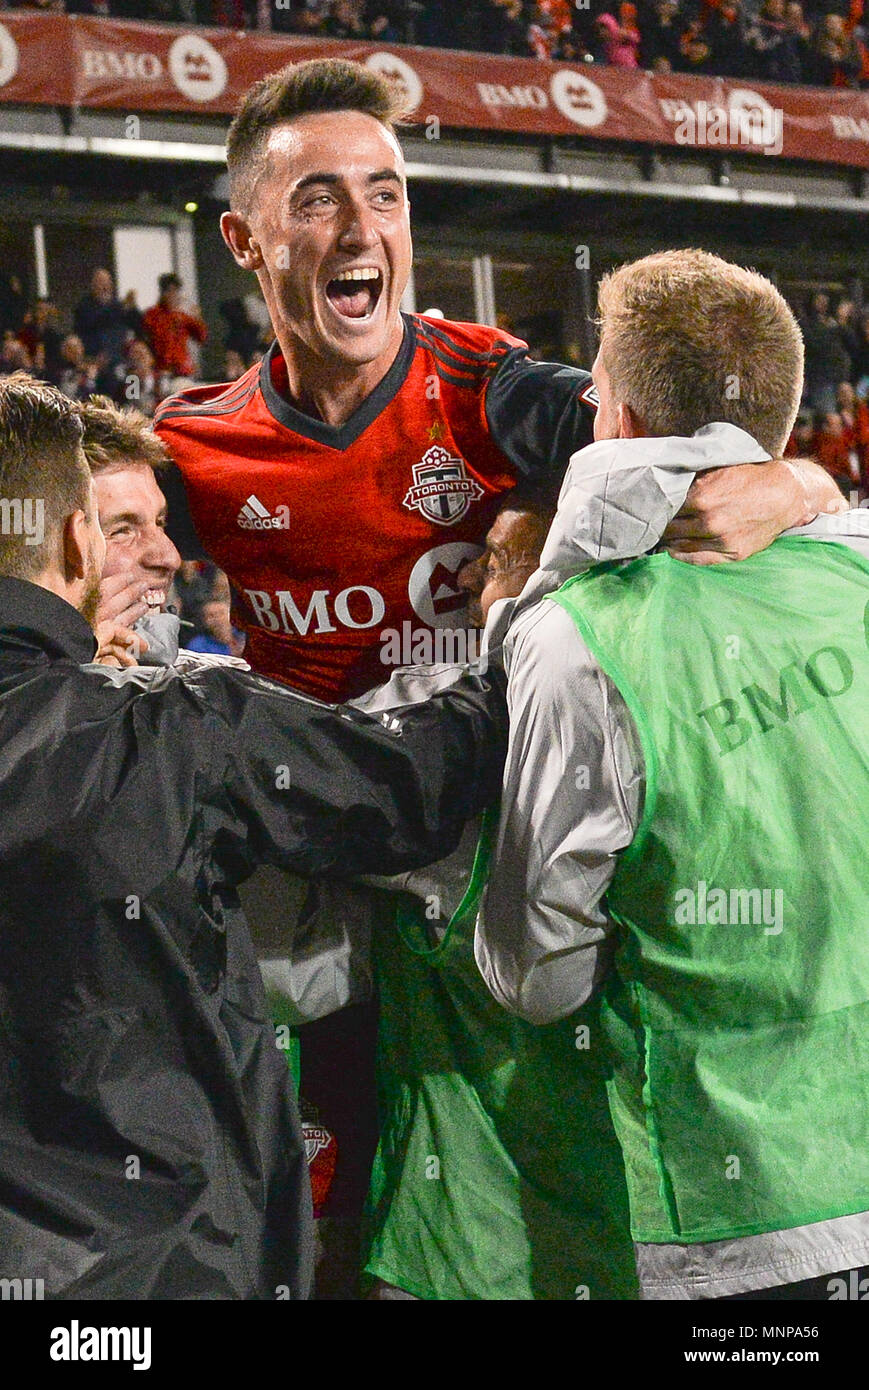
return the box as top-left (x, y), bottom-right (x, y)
top-left (324, 267), bottom-right (384, 321)
top-left (143, 589), bottom-right (166, 611)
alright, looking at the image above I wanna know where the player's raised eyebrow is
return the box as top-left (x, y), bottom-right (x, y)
top-left (102, 510), bottom-right (146, 528)
top-left (293, 169), bottom-right (403, 194)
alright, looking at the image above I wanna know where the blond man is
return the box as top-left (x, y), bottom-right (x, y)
top-left (477, 249), bottom-right (869, 1299)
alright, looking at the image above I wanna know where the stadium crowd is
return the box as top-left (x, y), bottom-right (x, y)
top-left (3, 0), bottom-right (869, 88)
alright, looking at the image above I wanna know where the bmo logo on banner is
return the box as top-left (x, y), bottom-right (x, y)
top-left (81, 48), bottom-right (163, 83)
top-left (80, 33), bottom-right (226, 100)
top-left (168, 34), bottom-right (227, 103)
top-left (0, 23), bottom-right (19, 88)
top-left (550, 69), bottom-right (607, 128)
top-left (477, 67), bottom-right (607, 128)
top-left (365, 52), bottom-right (423, 114)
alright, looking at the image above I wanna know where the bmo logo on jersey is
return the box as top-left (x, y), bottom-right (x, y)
top-left (243, 585), bottom-right (385, 635)
top-left (408, 542), bottom-right (482, 627)
top-left (403, 446), bottom-right (484, 527)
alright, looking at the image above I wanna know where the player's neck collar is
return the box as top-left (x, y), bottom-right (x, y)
top-left (259, 315), bottom-right (416, 451)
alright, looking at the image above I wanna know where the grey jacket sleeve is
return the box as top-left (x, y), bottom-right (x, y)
top-left (474, 599), bottom-right (643, 1024)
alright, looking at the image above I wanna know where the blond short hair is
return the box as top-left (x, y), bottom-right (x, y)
top-left (77, 396), bottom-right (170, 476)
top-left (597, 249), bottom-right (804, 455)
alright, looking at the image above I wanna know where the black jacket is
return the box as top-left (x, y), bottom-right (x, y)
top-left (0, 578), bottom-right (506, 1299)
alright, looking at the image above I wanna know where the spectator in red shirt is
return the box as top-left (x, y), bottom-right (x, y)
top-left (813, 409), bottom-right (861, 495)
top-left (143, 274), bottom-right (207, 380)
top-left (837, 380), bottom-right (869, 485)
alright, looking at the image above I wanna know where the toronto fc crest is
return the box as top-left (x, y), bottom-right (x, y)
top-left (403, 446), bottom-right (484, 527)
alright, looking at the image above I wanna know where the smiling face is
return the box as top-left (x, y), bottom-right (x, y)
top-left (95, 464), bottom-right (181, 612)
top-left (223, 110), bottom-right (412, 378)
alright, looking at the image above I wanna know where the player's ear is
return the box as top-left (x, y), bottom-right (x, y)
top-left (220, 211), bottom-right (263, 271)
top-left (617, 401), bottom-right (646, 440)
top-left (64, 509), bottom-right (90, 584)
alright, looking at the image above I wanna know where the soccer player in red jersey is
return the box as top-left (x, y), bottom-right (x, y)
top-left (155, 58), bottom-right (840, 705)
top-left (153, 57), bottom-right (843, 1295)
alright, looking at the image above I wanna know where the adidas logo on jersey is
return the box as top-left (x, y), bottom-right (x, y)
top-left (237, 494), bottom-right (290, 531)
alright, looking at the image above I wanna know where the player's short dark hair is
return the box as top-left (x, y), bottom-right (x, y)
top-left (77, 396), bottom-right (171, 477)
top-left (226, 57), bottom-right (409, 213)
top-left (0, 372), bottom-right (91, 581)
top-left (497, 480), bottom-right (560, 524)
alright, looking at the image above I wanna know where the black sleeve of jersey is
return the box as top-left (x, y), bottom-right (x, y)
top-left (162, 463), bottom-right (208, 563)
top-left (485, 349), bottom-right (598, 486)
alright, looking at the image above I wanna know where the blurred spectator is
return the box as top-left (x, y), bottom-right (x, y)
top-left (185, 598), bottom-right (246, 657)
top-left (529, 1), bottom-right (574, 58)
top-left (680, 17), bottom-right (716, 70)
top-left (480, 0), bottom-right (530, 55)
top-left (812, 409), bottom-right (861, 492)
top-left (836, 379), bottom-right (869, 480)
top-left (595, 5), bottom-right (642, 66)
top-left (169, 558), bottom-right (223, 636)
top-left (786, 406), bottom-right (816, 457)
top-left (641, 0), bottom-right (686, 72)
top-left (801, 291), bottom-right (852, 411)
top-left (0, 275), bottom-right (26, 337)
top-left (142, 273), bottom-right (208, 380)
top-left (835, 297), bottom-right (861, 375)
top-left (74, 268), bottom-right (135, 369)
top-left (804, 11), bottom-right (864, 84)
top-left (18, 298), bottom-right (63, 382)
top-left (100, 338), bottom-right (160, 416)
top-left (365, 3), bottom-right (403, 41)
top-left (121, 288), bottom-right (146, 341)
top-left (57, 333), bottom-right (98, 401)
top-left (0, 331), bottom-right (32, 376)
top-left (852, 312), bottom-right (869, 398)
top-left (746, 0), bottom-right (803, 82)
top-left (219, 297), bottom-right (263, 362)
top-left (706, 0), bottom-right (753, 79)
top-left (325, 0), bottom-right (366, 36)
top-left (784, 1), bottom-right (814, 74)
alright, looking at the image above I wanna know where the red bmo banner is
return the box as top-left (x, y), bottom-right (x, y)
top-left (0, 14), bottom-right (868, 169)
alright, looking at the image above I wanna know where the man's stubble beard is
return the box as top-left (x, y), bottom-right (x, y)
top-left (79, 556), bottom-right (103, 632)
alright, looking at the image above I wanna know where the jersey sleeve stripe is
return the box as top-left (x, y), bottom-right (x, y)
top-left (416, 333), bottom-right (509, 384)
top-left (413, 316), bottom-right (515, 368)
top-left (154, 376), bottom-right (259, 425)
top-left (427, 363), bottom-right (498, 392)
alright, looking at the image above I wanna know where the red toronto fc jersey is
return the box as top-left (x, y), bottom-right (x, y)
top-left (154, 313), bottom-right (596, 702)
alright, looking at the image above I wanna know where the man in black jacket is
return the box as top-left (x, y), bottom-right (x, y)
top-left (0, 373), bottom-right (505, 1299)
